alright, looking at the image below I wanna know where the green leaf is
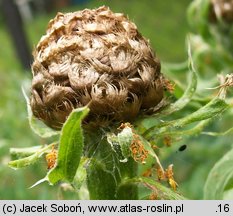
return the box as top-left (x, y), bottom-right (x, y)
top-left (223, 188), bottom-right (233, 199)
top-left (121, 177), bottom-right (186, 200)
top-left (8, 144), bottom-right (54, 169)
top-left (107, 126), bottom-right (133, 162)
top-left (108, 127), bottom-right (163, 171)
top-left (145, 97), bottom-right (229, 139)
top-left (162, 61), bottom-right (189, 75)
top-left (160, 41), bottom-right (197, 115)
top-left (162, 119), bottom-right (211, 138)
top-left (47, 106), bottom-right (89, 185)
top-left (22, 87), bottom-right (60, 138)
top-left (202, 126), bottom-right (233, 136)
top-left (87, 156), bottom-right (138, 200)
top-left (187, 0), bottom-right (212, 41)
top-left (107, 133), bottom-right (126, 162)
top-left (10, 146), bottom-right (45, 159)
top-left (87, 158), bottom-right (119, 200)
top-left (139, 136), bottom-right (164, 171)
top-left (86, 135), bottom-right (121, 200)
top-left (171, 97), bottom-right (228, 128)
top-left (86, 134), bottom-right (138, 200)
top-left (72, 157), bottom-right (88, 190)
top-left (117, 126), bottom-right (133, 159)
top-left (204, 147), bottom-right (233, 199)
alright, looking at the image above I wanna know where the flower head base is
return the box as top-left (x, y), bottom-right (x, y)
top-left (30, 6), bottom-right (164, 129)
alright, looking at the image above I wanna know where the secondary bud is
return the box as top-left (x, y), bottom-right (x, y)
top-left (209, 0), bottom-right (233, 23)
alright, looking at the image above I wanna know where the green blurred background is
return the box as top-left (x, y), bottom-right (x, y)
top-left (0, 0), bottom-right (231, 199)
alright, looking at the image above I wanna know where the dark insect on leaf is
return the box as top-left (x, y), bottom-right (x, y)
top-left (178, 145), bottom-right (187, 152)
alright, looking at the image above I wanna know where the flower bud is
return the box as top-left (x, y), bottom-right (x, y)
top-left (209, 0), bottom-right (233, 23)
top-left (188, 0), bottom-right (233, 56)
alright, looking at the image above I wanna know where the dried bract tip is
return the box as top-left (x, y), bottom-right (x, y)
top-left (30, 6), bottom-right (164, 129)
top-left (46, 144), bottom-right (57, 169)
top-left (217, 73), bottom-right (233, 99)
top-left (209, 0), bottom-right (233, 24)
top-left (130, 133), bottom-right (149, 164)
top-left (207, 73), bottom-right (233, 98)
top-left (165, 164), bottom-right (178, 191)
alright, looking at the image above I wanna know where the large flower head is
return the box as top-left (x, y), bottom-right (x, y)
top-left (30, 6), bottom-right (164, 129)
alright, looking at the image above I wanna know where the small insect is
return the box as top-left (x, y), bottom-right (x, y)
top-left (178, 144), bottom-right (187, 152)
top-left (46, 144), bottom-right (58, 169)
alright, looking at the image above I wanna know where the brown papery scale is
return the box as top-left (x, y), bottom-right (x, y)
top-left (209, 0), bottom-right (233, 23)
top-left (30, 6), bottom-right (164, 130)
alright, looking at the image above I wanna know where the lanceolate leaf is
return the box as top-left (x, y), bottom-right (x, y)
top-left (73, 157), bottom-right (89, 190)
top-left (121, 177), bottom-right (186, 200)
top-left (158, 119), bottom-right (211, 138)
top-left (161, 64), bottom-right (197, 115)
top-left (160, 42), bottom-right (197, 116)
top-left (187, 0), bottom-right (212, 41)
top-left (8, 144), bottom-right (54, 169)
top-left (171, 97), bottom-right (229, 128)
top-left (47, 106), bottom-right (89, 185)
top-left (202, 126), bottom-right (233, 136)
top-left (10, 145), bottom-right (45, 159)
top-left (204, 148), bottom-right (233, 199)
top-left (145, 97), bottom-right (229, 139)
